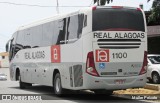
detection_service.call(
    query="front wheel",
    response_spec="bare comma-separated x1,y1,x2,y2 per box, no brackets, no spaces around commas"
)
19,76,26,89
54,73,64,96
19,75,32,89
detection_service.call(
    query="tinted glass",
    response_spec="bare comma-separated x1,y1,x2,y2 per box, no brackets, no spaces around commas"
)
31,25,43,47
93,8,145,31
16,30,25,46
56,19,66,44
78,14,85,38
67,15,79,43
42,23,53,46
24,29,32,48
148,56,160,64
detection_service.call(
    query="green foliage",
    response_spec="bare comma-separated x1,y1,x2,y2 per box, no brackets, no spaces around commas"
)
148,0,160,24
94,0,113,6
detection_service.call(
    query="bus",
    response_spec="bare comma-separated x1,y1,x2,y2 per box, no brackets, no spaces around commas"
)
6,6,147,96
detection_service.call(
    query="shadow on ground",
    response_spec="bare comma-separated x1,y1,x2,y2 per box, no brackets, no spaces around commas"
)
10,85,149,103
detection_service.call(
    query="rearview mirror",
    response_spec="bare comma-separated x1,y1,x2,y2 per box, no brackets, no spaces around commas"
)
6,43,8,52
6,39,11,52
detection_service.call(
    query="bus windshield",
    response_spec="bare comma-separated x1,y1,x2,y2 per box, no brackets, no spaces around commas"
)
93,8,145,32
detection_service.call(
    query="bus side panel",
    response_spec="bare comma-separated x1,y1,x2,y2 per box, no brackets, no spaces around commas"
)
60,38,84,89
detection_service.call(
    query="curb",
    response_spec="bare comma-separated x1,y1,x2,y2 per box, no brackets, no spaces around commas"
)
144,84,159,91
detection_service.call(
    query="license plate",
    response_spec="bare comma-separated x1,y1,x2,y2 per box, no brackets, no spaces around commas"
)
114,79,126,84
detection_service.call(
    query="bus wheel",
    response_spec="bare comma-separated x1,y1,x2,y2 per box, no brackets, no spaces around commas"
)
19,76,26,89
54,73,64,96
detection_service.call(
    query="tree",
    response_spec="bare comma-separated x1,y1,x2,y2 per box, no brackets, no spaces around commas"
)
94,0,151,6
148,0,160,25
94,0,113,6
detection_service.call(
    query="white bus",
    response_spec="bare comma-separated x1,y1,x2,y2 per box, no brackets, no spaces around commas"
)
6,6,147,95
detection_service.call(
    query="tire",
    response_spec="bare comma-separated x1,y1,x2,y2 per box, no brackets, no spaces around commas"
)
152,72,160,84
148,78,153,83
54,73,64,96
16,70,20,81
19,76,26,89
19,75,32,89
94,90,113,95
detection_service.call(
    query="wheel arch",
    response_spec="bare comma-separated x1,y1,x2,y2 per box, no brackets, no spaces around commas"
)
151,70,160,77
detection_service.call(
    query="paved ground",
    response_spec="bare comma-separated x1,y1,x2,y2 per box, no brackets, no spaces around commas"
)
0,68,158,103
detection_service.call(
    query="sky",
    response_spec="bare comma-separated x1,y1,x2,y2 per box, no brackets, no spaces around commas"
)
0,0,154,52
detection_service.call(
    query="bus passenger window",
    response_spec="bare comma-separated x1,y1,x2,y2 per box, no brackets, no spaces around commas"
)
56,19,66,44
67,15,79,43
78,14,84,38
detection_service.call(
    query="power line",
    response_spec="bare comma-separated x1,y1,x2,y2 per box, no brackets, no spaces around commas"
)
0,1,89,8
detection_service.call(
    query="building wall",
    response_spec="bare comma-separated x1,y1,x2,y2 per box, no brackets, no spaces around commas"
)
148,36,160,54
147,25,160,54
0,53,9,68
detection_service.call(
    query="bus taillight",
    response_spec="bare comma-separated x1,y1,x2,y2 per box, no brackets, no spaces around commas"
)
86,52,99,77
137,8,141,11
139,51,147,75
92,6,97,10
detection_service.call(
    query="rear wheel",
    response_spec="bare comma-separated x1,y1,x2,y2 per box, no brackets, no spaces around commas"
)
54,73,64,96
152,72,160,84
94,90,113,95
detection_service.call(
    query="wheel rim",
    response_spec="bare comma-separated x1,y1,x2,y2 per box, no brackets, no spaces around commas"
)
55,78,60,93
153,74,158,83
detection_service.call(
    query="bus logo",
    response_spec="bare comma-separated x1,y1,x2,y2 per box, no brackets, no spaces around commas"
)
51,45,61,63
96,50,109,62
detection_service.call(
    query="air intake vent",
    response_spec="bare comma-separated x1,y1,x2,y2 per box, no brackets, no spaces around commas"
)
97,39,141,49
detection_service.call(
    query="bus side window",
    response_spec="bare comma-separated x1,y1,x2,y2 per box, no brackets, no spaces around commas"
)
31,25,43,47
78,14,84,38
66,15,79,44
42,22,53,46
56,19,66,44
84,15,87,27
24,29,32,49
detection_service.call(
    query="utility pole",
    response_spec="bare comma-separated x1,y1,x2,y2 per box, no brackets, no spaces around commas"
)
56,0,59,14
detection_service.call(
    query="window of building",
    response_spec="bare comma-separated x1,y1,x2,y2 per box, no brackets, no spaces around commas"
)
2,56,5,59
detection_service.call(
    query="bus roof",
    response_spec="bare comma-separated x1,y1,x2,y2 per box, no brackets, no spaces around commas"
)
16,6,141,31
17,10,81,31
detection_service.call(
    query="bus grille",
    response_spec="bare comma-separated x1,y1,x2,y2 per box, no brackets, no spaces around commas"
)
73,65,83,87
97,39,141,49
69,65,83,87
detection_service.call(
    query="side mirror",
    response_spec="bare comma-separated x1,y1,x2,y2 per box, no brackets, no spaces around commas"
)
6,43,8,52
6,39,12,52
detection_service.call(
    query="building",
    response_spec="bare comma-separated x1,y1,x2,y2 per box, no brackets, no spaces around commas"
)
147,25,160,54
0,52,9,68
